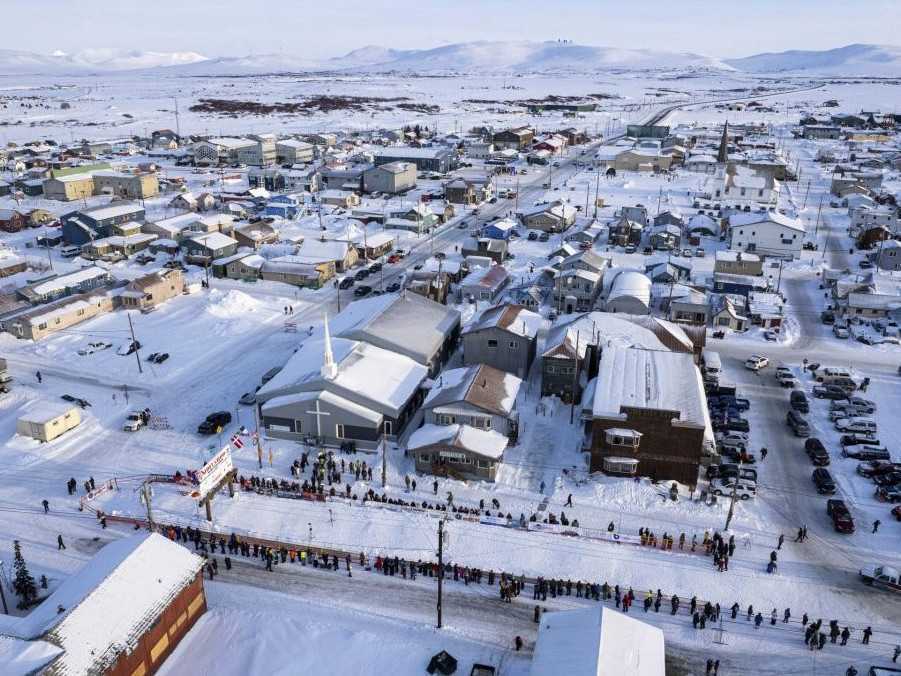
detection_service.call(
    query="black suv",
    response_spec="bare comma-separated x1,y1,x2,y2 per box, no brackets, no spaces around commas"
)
812,468,836,495
790,390,809,413
804,438,830,466
198,411,231,435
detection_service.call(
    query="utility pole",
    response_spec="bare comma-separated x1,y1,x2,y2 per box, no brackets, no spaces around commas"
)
254,405,264,469
437,518,444,629
813,195,824,239
724,461,741,531
593,167,601,219
381,430,387,487
141,481,155,531
569,330,579,424
802,180,811,210
0,561,8,614
127,313,143,374
656,186,663,216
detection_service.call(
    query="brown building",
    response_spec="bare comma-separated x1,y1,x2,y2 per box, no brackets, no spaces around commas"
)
0,532,205,676
587,345,710,487
120,268,185,311
0,208,26,233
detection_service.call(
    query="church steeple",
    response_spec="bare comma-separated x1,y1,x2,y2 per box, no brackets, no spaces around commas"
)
717,121,729,163
321,313,338,380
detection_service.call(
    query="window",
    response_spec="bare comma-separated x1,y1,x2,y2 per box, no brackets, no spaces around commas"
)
382,421,393,435
477,459,491,469
187,591,205,618
419,453,431,462
758,189,764,197
509,341,518,349
487,339,498,348
150,633,170,663
438,414,456,425
335,424,345,439
130,663,147,676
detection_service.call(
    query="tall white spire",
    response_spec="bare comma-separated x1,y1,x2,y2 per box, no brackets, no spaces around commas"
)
321,312,338,380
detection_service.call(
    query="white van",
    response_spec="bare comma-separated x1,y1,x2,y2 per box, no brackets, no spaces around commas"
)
834,417,878,434
814,366,855,385
703,350,722,378
60,245,81,258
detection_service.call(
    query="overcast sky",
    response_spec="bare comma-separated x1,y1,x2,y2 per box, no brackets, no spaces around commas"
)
7,0,900,59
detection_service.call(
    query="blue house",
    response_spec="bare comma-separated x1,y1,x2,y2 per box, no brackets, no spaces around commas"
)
265,194,303,220
711,271,769,299
61,202,145,246
482,218,518,241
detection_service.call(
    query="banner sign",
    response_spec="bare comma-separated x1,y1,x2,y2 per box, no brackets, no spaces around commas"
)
195,446,234,500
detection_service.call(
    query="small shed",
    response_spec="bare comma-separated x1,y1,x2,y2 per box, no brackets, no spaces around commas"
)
17,401,81,442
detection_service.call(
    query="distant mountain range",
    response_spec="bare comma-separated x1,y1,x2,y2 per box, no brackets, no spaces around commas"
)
0,41,899,77
724,43,901,77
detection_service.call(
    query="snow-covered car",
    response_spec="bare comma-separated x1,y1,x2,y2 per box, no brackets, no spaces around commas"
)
832,325,850,339
710,478,756,500
716,436,747,453
239,392,257,406
776,372,798,388
763,330,779,342
123,411,145,432
744,355,769,371
829,407,872,421
834,417,877,434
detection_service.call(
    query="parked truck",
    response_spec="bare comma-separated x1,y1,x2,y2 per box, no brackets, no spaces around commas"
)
0,358,11,393
859,564,901,593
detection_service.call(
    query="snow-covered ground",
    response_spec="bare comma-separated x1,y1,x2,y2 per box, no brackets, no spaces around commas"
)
1,69,901,674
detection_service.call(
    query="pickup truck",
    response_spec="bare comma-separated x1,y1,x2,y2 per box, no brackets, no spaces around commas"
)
859,564,901,593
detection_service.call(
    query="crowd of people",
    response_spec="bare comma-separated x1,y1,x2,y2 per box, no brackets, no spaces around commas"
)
154,520,901,669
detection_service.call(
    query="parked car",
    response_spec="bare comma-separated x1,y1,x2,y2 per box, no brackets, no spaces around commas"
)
826,499,855,533
744,355,770,371
386,282,401,293
776,371,799,388
710,478,756,500
717,436,747,454
856,461,900,478
123,411,146,432
198,411,231,435
790,390,809,413
369,262,382,273
830,407,872,421
872,471,901,488
787,409,811,437
812,468,837,495
833,325,850,339
239,392,257,405
876,486,901,503
834,417,877,434
805,437,828,455
820,310,835,325
338,277,355,290
708,396,750,411
842,446,891,461
354,285,373,297
840,433,880,447
813,385,849,399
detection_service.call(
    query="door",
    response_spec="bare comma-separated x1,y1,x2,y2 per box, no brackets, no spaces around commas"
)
335,424,345,439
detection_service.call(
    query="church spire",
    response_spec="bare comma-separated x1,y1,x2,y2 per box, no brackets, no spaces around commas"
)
717,120,729,163
321,313,337,380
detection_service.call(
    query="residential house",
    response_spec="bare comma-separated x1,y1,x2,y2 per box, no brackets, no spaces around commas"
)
649,224,681,250
265,194,304,220
18,266,111,305
559,249,610,277
483,218,518,241
444,176,493,205
645,260,691,284
0,209,26,233
492,127,534,150
5,292,115,340
608,145,673,172
462,304,542,378
518,200,577,233
119,268,185,311
142,212,201,243
586,345,710,487
296,239,359,273
247,168,286,192
61,202,146,246
319,190,361,208
213,252,266,280
553,268,602,314
710,295,748,331
409,424,508,481
92,171,159,199
42,173,95,201
0,254,27,278
461,237,508,264
80,232,158,260
260,258,334,289
169,191,216,212
873,240,901,271
667,287,709,325
728,211,805,259
459,264,510,303
183,232,239,263
363,161,417,194
803,125,842,140
711,271,769,298
714,250,763,276
233,222,279,250
423,363,522,439
607,218,644,246
747,291,784,329
653,211,684,228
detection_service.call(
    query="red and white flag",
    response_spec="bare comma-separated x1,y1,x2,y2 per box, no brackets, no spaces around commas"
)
230,434,244,449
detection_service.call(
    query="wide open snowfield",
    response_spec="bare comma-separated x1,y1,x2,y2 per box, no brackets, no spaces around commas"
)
7,70,899,145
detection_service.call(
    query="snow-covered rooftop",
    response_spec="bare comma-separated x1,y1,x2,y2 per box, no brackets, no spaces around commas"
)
407,423,508,460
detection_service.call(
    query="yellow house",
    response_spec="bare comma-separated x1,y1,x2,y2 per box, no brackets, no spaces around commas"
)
17,402,81,442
